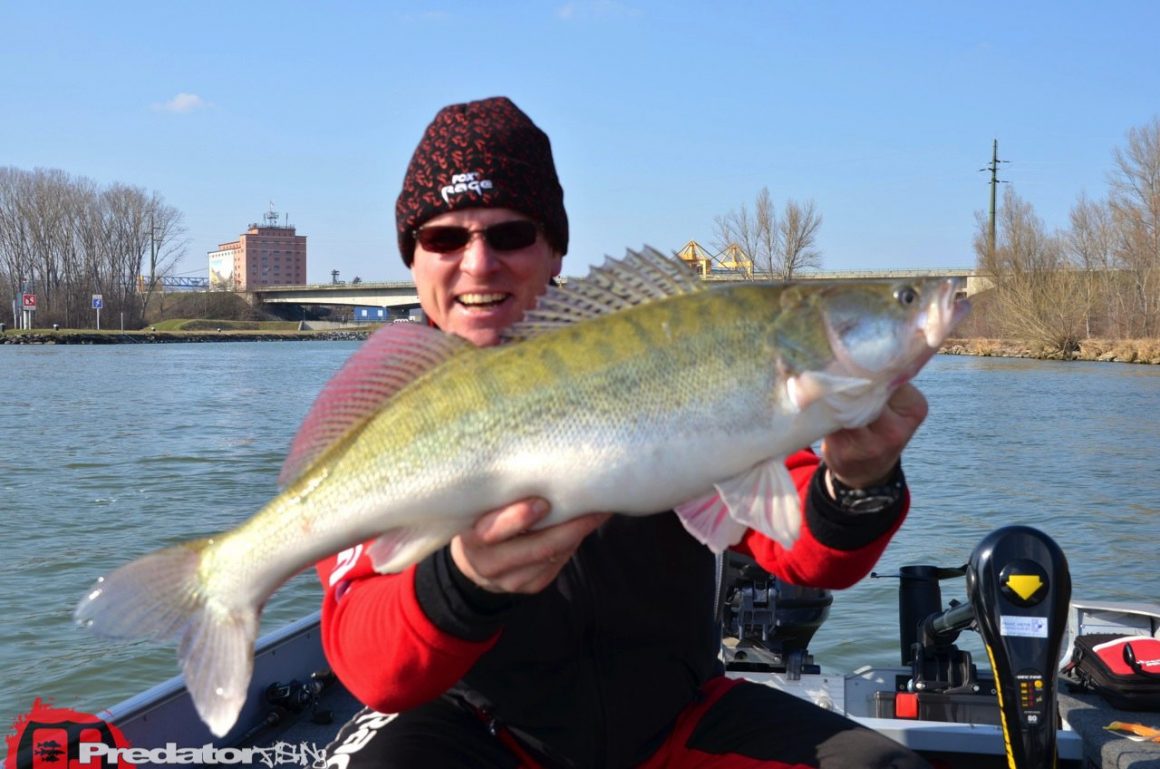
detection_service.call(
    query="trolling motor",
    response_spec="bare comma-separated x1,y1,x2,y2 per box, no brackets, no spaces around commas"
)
969,526,1071,768
890,526,1071,769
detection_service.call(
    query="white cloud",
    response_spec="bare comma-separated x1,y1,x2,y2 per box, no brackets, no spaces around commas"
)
397,10,451,22
556,1,641,21
154,93,210,113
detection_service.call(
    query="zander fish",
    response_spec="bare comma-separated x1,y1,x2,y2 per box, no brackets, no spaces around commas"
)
75,247,969,737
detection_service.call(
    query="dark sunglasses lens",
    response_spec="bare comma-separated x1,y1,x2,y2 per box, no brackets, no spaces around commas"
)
485,221,539,251
416,221,539,253
416,227,470,253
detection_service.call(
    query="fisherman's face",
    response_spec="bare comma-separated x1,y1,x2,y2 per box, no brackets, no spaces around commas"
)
411,207,562,348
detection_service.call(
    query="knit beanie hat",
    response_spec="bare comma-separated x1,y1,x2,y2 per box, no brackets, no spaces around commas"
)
395,96,568,266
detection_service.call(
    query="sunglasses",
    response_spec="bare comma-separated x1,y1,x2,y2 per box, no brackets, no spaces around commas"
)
414,220,541,254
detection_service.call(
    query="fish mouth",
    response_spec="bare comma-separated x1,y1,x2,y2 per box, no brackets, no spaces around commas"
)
924,278,970,348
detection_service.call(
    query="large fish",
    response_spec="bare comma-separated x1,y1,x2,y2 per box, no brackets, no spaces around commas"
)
75,248,968,737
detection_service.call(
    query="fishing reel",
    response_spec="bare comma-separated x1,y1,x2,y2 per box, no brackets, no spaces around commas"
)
247,669,338,737
890,526,1071,769
266,677,324,713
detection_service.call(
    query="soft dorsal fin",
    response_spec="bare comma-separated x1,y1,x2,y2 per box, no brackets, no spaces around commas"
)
278,323,468,487
503,245,704,342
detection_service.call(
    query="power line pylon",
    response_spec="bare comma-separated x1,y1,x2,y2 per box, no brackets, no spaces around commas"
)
979,139,1009,259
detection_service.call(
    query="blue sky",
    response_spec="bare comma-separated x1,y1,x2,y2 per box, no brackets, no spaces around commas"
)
3,1,1157,283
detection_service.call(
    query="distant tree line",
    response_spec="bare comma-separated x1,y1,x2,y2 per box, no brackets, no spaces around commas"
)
974,117,1160,354
0,167,186,329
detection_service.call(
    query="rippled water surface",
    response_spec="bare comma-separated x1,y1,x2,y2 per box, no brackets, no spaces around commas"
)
1,342,358,735
0,344,1157,736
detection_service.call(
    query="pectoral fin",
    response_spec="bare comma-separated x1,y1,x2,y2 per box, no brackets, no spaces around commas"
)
789,370,884,428
675,457,802,551
366,521,468,574
674,492,748,553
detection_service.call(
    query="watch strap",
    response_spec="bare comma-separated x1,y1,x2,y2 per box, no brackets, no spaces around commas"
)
824,461,905,515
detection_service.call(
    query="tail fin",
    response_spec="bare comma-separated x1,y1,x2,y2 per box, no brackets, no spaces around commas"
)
74,540,258,737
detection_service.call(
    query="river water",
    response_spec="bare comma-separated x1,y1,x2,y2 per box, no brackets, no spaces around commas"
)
1,342,1157,738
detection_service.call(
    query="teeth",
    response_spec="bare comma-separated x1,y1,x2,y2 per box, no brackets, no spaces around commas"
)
458,293,507,306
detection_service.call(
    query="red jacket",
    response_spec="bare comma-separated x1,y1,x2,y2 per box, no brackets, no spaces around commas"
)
316,449,907,768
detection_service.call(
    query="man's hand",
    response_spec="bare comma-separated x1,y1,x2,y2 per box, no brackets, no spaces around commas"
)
821,383,928,488
450,499,611,594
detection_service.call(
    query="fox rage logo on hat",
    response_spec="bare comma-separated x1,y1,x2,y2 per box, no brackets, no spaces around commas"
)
5,699,132,769
440,172,494,205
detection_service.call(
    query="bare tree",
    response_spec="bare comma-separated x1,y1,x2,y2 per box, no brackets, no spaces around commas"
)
1067,194,1119,337
138,192,188,317
714,188,823,279
779,199,823,279
1,169,76,326
0,166,186,328
1107,117,1160,337
977,186,1088,355
712,196,763,276
754,187,776,276
0,168,35,322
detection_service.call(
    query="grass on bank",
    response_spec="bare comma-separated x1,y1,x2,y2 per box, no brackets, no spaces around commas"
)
152,319,303,332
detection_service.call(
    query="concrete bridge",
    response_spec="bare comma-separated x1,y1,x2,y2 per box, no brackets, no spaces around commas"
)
709,269,991,297
247,269,988,311
251,282,421,310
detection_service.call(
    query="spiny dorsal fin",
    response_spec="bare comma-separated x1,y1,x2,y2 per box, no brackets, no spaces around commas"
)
503,245,704,342
278,323,468,487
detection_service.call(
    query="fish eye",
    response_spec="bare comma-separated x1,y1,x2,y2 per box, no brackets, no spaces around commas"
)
894,285,919,307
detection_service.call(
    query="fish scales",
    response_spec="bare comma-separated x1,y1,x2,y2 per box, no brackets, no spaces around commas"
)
190,287,797,645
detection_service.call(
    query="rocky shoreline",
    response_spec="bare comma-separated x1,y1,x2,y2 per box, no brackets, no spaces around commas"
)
941,338,1160,365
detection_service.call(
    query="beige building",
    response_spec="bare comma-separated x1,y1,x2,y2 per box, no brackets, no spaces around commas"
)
209,210,307,290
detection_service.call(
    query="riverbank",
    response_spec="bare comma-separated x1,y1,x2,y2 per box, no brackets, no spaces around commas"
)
0,328,373,344
942,337,1160,364
3,328,1158,363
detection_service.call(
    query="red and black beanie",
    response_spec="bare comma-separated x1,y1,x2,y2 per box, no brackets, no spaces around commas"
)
395,96,568,267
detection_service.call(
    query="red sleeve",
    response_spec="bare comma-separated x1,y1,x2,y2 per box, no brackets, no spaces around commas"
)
733,449,909,589
316,545,498,713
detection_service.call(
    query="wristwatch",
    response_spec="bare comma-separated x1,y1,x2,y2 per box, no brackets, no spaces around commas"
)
824,462,904,514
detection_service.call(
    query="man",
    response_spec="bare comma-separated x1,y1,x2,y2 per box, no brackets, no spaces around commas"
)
318,96,930,768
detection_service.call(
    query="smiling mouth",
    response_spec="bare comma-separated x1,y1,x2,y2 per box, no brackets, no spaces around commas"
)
457,292,509,309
